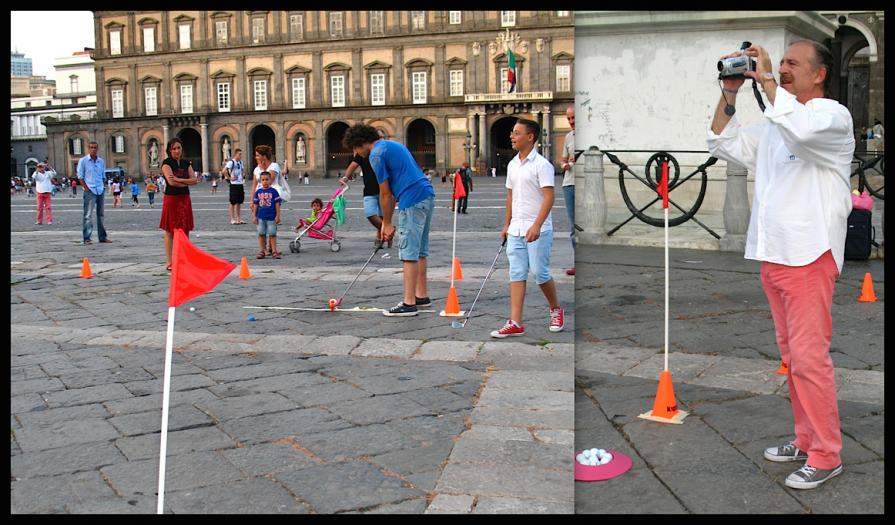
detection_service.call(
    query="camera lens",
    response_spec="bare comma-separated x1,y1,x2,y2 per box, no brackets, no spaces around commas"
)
717,60,725,72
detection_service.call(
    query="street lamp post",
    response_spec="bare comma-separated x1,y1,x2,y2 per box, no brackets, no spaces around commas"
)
463,131,476,168
541,127,552,159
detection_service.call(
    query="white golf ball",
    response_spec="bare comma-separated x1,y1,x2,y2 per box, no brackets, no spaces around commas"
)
576,454,586,464
589,448,599,457
189,307,195,312
582,449,592,458
588,457,599,466
601,453,614,464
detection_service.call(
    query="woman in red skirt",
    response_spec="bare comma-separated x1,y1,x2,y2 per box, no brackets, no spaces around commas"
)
159,137,198,270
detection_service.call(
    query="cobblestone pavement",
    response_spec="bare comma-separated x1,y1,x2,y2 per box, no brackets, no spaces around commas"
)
575,244,884,514
10,177,576,514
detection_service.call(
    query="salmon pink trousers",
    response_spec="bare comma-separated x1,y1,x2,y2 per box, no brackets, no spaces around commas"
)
760,250,842,470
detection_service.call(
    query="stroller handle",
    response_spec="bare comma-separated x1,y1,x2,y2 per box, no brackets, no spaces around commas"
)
330,182,350,200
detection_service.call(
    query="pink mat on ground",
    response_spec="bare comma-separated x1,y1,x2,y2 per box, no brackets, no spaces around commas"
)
574,450,633,482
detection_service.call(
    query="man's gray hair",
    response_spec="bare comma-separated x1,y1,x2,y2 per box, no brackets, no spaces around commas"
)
790,39,834,96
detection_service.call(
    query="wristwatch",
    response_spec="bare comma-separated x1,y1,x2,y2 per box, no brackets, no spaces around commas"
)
762,72,775,82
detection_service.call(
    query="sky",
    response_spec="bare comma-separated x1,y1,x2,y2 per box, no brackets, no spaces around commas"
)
10,11,95,77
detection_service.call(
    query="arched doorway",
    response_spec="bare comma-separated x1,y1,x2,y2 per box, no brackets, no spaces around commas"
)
176,128,202,175
249,124,276,174
326,121,351,178
406,119,436,171
490,116,516,177
832,24,874,145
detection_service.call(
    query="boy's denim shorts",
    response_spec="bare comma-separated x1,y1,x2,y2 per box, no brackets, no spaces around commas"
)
397,195,435,261
256,219,277,237
363,195,382,218
506,230,554,284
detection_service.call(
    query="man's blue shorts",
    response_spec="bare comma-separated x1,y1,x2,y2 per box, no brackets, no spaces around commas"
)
397,195,435,261
506,230,554,284
363,195,382,218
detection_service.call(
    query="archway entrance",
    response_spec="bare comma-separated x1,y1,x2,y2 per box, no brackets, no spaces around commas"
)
176,128,202,175
490,116,516,177
249,124,276,176
406,119,436,172
326,122,351,178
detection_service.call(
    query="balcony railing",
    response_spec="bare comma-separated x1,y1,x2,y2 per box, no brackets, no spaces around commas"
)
464,91,553,104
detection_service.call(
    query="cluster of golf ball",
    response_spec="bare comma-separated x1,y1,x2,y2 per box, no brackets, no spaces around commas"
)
577,448,613,466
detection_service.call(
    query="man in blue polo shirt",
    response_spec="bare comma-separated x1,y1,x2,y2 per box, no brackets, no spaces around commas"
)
77,141,111,244
343,124,436,317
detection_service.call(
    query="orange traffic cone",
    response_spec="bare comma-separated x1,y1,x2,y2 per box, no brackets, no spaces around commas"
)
638,370,688,424
439,286,465,317
80,257,93,279
858,272,877,302
451,257,464,281
776,361,789,375
238,256,252,279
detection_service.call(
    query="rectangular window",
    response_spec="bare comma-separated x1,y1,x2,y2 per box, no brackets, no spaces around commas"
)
289,14,303,40
501,11,516,27
144,86,157,116
449,70,464,96
412,71,427,104
371,73,385,106
252,18,265,44
370,11,383,35
412,11,425,30
331,75,345,107
111,88,124,118
115,136,125,153
179,24,191,50
253,80,267,110
556,64,571,92
329,12,343,37
143,27,155,53
180,84,193,113
500,67,509,93
110,30,121,55
217,82,230,112
556,11,570,17
291,77,306,109
215,21,228,45
73,138,82,156
449,11,461,25
71,77,79,93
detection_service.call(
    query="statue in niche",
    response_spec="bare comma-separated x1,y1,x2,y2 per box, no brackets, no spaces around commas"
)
295,136,307,164
148,140,159,167
222,137,232,163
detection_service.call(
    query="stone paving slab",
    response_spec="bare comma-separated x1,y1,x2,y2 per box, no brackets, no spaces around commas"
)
219,408,352,446
474,497,573,514
107,405,213,437
115,426,237,461
14,403,110,428
425,494,474,513
414,341,482,362
165,478,310,514
13,418,122,453
102,389,220,416
221,441,321,477
435,462,573,502
11,471,119,514
11,441,126,478
101,451,244,496
194,392,298,421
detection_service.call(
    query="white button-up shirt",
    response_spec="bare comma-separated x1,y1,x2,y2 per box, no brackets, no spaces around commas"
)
506,148,555,236
707,88,854,273
33,169,56,194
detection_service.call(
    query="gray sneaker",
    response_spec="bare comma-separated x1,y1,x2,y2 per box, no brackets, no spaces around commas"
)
785,464,842,489
764,441,809,462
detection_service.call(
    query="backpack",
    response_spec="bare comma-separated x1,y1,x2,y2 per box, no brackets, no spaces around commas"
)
272,171,291,202
844,209,874,261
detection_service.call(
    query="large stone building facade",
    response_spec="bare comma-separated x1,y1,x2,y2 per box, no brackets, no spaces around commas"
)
45,10,575,181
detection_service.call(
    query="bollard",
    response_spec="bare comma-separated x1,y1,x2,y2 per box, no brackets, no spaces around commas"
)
720,161,750,252
578,147,607,245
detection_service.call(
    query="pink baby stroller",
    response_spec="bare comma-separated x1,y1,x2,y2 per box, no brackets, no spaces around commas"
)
289,184,349,253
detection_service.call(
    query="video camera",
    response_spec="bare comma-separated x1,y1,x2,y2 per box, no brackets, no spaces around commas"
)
718,41,755,80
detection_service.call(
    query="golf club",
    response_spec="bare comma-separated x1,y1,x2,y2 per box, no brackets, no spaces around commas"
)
452,238,507,328
329,240,384,310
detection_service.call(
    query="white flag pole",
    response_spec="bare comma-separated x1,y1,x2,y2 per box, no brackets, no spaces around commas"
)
664,204,669,372
157,305,176,514
450,186,459,287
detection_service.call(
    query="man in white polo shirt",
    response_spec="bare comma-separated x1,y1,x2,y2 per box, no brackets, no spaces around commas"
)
491,117,564,338
707,40,854,490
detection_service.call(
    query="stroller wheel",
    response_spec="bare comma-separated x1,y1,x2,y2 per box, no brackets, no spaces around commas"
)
331,241,341,252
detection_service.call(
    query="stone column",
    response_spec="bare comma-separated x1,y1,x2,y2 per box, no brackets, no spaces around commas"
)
163,62,173,115
314,119,324,177
313,51,323,107
543,106,552,162
199,120,210,175
275,121,286,167
578,147,607,244
478,112,488,168
273,53,284,109
130,127,140,178
719,161,750,252
162,124,169,146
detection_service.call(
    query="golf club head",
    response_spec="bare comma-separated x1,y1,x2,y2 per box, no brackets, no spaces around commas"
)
451,319,467,329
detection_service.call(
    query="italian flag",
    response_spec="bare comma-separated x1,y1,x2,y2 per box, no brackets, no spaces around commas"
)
507,49,517,93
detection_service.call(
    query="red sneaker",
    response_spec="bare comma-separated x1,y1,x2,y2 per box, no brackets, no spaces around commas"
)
490,320,525,338
549,307,565,332
565,267,576,276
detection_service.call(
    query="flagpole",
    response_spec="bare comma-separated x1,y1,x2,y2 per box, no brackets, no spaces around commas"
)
663,161,669,373
451,190,458,288
157,307,175,514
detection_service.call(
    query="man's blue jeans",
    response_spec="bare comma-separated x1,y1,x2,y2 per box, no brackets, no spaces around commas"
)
83,191,108,242
563,184,576,251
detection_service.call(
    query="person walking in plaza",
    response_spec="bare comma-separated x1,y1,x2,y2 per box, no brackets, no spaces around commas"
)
111,179,122,208
71,177,78,197
458,162,474,214
211,175,218,194
707,40,854,490
491,118,565,338
560,106,577,276
223,148,246,224
340,129,389,246
129,178,140,207
159,137,198,271
251,171,282,259
77,141,111,245
145,176,158,208
32,162,56,225
343,123,436,317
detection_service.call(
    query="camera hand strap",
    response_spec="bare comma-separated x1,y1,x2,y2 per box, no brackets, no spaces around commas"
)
717,79,767,116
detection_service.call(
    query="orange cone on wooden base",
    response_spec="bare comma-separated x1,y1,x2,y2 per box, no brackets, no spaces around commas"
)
80,257,93,279
238,256,252,279
858,272,877,302
451,257,464,281
776,361,789,375
638,370,688,424
439,286,465,317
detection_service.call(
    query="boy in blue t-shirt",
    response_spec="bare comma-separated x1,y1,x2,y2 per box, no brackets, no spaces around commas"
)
129,178,140,206
343,124,436,317
251,171,282,259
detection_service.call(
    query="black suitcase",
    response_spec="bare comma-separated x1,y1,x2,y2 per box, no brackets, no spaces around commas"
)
844,209,874,260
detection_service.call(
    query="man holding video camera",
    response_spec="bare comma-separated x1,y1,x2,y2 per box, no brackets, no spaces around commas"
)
707,40,854,490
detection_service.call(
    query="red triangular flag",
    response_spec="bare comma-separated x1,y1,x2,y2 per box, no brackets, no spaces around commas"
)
453,170,467,200
168,229,237,307
657,161,669,209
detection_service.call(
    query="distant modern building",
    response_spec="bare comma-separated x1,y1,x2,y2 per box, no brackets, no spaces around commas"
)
11,51,32,77
44,10,574,181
